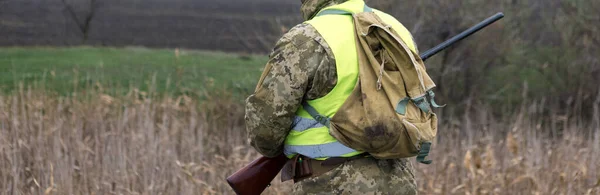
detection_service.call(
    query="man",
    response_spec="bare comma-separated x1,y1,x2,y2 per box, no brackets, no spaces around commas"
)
245,0,418,194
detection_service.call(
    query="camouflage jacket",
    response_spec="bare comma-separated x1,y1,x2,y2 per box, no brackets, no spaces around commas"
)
245,0,347,158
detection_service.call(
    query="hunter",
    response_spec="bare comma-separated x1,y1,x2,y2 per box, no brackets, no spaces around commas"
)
245,0,419,194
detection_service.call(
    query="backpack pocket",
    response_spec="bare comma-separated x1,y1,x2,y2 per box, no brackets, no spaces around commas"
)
399,101,438,162
401,114,438,151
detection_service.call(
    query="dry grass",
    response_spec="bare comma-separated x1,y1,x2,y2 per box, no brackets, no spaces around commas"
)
415,100,600,195
0,85,598,194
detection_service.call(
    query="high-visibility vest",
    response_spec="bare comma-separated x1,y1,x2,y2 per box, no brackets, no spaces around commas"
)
284,0,418,160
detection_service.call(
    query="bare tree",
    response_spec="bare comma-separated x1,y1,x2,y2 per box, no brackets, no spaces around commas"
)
60,0,100,43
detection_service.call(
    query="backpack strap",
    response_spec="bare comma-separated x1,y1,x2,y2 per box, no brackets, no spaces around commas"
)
416,142,433,164
428,90,446,108
396,90,446,115
395,97,411,115
302,101,331,128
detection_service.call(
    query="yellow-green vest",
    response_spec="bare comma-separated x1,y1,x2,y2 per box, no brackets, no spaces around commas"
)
284,0,418,159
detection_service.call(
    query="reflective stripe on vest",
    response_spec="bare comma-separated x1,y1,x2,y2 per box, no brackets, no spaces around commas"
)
284,0,418,159
284,141,357,159
292,116,324,132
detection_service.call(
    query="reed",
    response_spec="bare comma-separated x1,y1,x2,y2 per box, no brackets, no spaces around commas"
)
0,84,597,194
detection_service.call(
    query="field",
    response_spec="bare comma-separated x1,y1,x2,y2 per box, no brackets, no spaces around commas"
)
0,47,267,96
0,47,598,194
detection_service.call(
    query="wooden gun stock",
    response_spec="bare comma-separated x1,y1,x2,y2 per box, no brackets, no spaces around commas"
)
226,154,288,195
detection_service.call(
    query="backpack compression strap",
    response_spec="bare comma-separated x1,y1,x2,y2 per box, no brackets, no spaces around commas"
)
416,142,433,164
302,102,331,128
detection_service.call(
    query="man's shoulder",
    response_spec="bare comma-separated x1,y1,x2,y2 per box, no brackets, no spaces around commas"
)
277,23,322,49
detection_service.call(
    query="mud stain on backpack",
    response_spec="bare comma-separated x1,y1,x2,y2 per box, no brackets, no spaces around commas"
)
364,123,388,138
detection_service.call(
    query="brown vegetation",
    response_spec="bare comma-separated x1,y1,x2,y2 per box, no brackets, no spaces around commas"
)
0,84,598,194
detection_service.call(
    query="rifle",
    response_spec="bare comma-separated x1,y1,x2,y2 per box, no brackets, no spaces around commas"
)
226,12,504,195
226,154,288,195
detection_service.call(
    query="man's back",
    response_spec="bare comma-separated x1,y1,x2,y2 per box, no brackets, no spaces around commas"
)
245,0,418,194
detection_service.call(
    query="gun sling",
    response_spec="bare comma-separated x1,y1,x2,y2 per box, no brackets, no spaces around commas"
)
281,153,370,182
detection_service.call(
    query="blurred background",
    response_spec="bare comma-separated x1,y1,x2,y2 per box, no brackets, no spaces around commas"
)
0,0,598,194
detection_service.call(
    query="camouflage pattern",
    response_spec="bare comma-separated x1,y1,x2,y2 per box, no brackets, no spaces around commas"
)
245,22,336,157
293,158,418,195
245,0,418,193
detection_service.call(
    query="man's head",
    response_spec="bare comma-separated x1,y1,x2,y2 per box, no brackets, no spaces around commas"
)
301,0,349,21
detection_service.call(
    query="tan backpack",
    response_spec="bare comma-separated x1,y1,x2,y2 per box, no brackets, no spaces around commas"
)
303,7,443,163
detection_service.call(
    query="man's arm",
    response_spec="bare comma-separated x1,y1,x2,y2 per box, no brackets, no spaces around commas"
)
245,24,334,157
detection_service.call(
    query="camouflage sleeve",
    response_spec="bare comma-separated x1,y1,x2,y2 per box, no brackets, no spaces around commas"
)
245,23,335,157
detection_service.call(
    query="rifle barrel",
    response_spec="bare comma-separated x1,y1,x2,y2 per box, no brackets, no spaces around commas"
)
420,12,505,61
